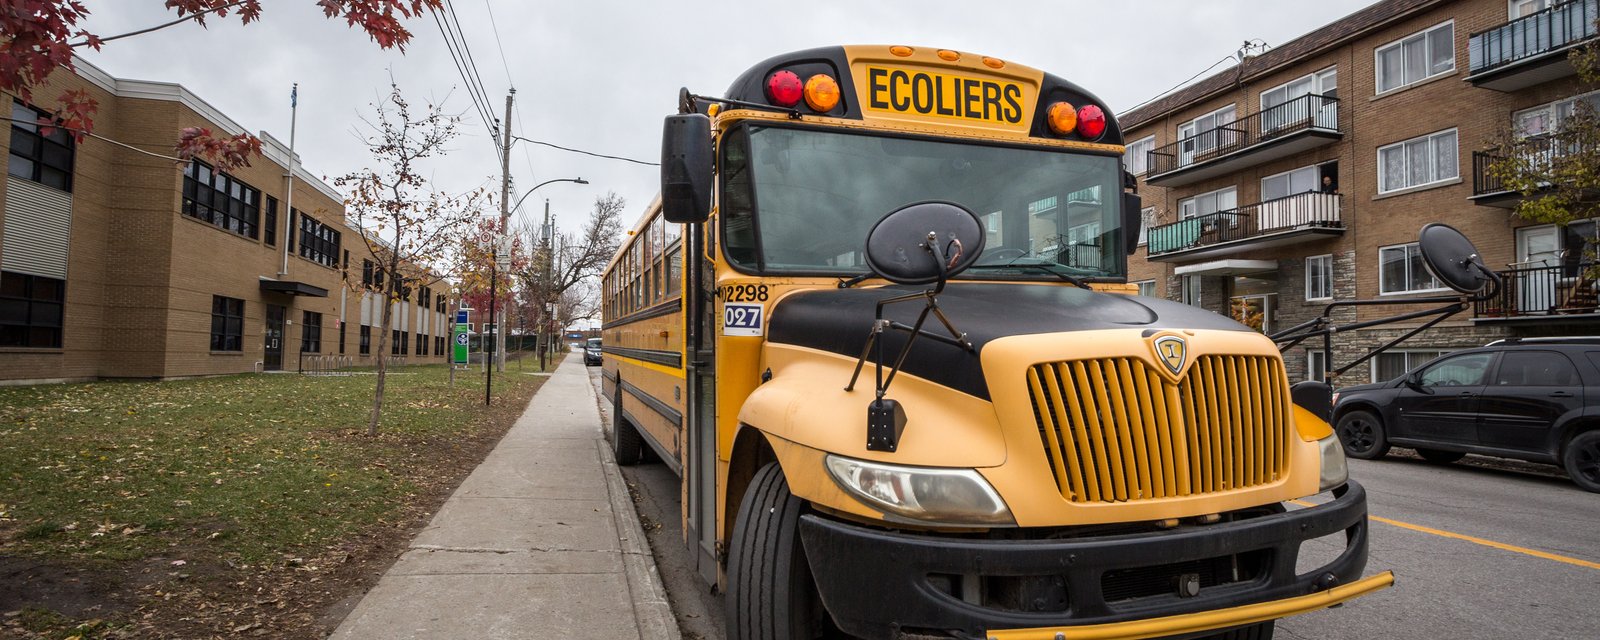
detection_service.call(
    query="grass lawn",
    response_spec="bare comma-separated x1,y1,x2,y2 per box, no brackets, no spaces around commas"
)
0,360,553,638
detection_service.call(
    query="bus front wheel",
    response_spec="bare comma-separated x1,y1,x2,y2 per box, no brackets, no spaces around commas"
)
725,462,836,640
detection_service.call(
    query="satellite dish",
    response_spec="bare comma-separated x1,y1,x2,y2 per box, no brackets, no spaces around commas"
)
1418,223,1494,294
864,201,986,285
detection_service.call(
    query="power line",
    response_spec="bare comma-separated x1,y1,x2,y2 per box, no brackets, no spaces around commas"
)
1120,55,1237,115
430,6,501,157
481,0,515,88
511,135,659,166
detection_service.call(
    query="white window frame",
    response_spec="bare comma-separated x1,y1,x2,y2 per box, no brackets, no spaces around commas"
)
1262,164,1323,201
1512,89,1600,138
1178,186,1238,219
1134,279,1157,297
1374,20,1456,94
1377,128,1458,193
1307,349,1327,383
1178,104,1238,163
1259,67,1337,120
1509,0,1554,19
1137,206,1155,246
1370,349,1454,383
1182,275,1203,306
1305,254,1334,301
1378,242,1447,295
1125,135,1155,176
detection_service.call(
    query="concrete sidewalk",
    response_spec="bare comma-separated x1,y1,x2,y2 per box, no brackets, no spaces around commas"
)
330,354,679,639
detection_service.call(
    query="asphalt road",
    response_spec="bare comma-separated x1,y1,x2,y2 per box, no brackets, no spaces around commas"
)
590,368,1600,639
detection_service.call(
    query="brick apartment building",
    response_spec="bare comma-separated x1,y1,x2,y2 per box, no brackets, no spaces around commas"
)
0,58,454,384
1121,0,1598,387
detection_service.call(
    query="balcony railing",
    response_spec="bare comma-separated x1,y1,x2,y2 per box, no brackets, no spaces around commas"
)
1474,263,1598,319
1469,0,1598,75
1146,192,1343,257
1472,129,1596,197
1147,93,1340,178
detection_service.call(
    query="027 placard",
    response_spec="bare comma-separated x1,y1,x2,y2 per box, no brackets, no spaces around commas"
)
723,303,763,337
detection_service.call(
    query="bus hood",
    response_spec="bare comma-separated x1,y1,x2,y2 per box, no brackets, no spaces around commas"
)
766,283,1251,400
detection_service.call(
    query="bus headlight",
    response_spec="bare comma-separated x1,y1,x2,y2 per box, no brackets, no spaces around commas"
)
824,455,1014,525
1318,434,1349,491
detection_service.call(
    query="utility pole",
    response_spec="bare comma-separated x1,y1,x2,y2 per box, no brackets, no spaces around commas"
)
539,200,552,371
487,90,513,405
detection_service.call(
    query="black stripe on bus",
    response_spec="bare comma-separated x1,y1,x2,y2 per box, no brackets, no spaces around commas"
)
622,379,683,427
603,346,682,368
603,299,682,329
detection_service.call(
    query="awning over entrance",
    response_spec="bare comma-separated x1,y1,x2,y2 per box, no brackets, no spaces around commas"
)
1174,259,1278,277
259,278,329,297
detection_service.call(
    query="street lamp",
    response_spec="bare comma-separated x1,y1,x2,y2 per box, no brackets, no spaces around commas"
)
490,176,588,384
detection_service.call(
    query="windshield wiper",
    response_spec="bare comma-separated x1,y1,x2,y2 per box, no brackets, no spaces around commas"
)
838,273,874,288
966,264,1093,290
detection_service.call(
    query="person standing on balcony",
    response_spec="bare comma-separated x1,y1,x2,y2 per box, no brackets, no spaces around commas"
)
1320,174,1339,194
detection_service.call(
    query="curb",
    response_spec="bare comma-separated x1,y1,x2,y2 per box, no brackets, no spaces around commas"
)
592,380,683,640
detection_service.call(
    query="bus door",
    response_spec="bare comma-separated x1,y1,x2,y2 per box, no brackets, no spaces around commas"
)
684,217,719,583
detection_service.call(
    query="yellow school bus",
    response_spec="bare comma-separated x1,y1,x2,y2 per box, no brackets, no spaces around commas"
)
602,45,1392,640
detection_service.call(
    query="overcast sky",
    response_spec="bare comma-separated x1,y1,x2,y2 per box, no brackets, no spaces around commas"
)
79,0,1375,238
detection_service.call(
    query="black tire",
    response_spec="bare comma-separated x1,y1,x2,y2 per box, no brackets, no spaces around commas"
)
1335,410,1390,460
1415,448,1466,464
725,462,832,640
612,387,644,466
1562,431,1600,493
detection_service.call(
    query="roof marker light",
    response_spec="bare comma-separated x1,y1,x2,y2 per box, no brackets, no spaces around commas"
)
937,49,960,61
890,45,914,57
982,57,1005,69
766,70,803,108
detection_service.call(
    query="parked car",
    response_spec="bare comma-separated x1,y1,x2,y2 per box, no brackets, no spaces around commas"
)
584,338,603,366
1332,337,1600,492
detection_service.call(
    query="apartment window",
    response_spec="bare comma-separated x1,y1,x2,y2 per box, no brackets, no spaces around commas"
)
1378,129,1457,193
1229,294,1273,333
1179,187,1237,220
1182,275,1203,306
1514,90,1600,137
359,325,371,355
297,212,341,268
183,160,260,239
0,271,64,348
1379,242,1443,294
1260,67,1337,133
1137,206,1155,246
1134,280,1156,297
1371,349,1452,383
1375,21,1454,93
1178,105,1237,161
1306,254,1333,301
1307,350,1327,383
1124,135,1155,175
1262,165,1321,201
299,311,322,352
209,295,244,351
264,197,279,246
8,101,74,192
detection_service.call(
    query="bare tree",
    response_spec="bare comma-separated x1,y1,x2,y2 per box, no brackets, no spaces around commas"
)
336,83,484,436
518,192,625,334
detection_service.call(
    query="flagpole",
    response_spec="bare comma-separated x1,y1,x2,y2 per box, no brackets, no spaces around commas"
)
279,83,299,276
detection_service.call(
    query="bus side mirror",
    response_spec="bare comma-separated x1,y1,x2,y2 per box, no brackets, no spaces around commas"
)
661,114,713,224
1122,192,1142,255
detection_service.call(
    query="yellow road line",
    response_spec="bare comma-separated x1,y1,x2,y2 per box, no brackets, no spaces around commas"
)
1291,499,1600,571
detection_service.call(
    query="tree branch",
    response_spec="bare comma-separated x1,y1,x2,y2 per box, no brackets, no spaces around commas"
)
70,1,250,48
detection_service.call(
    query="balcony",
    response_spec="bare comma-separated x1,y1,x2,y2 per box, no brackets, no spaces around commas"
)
1471,129,1596,207
1145,192,1344,262
1473,263,1598,323
1467,0,1598,91
1144,94,1341,187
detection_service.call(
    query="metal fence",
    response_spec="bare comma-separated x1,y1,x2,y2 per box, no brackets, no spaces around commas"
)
1147,93,1340,177
1472,129,1594,196
1146,192,1343,256
299,354,356,376
1469,0,1598,75
1474,262,1598,318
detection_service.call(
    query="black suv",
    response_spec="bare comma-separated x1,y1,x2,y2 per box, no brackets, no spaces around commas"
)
1332,338,1600,492
583,338,602,366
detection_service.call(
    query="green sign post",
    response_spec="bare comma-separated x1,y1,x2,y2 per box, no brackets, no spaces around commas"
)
452,309,470,366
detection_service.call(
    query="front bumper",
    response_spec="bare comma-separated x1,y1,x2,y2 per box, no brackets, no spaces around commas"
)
799,481,1386,640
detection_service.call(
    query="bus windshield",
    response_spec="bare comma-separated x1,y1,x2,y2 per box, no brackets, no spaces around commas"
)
721,124,1125,279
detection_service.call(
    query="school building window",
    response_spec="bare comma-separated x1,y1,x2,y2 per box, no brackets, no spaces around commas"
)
300,311,322,352
297,212,341,268
8,101,74,192
264,196,279,246
359,325,371,355
0,271,65,348
183,160,260,239
416,332,427,356
338,323,346,354
210,295,244,351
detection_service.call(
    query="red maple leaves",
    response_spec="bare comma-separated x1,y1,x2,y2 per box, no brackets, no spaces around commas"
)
0,0,441,171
